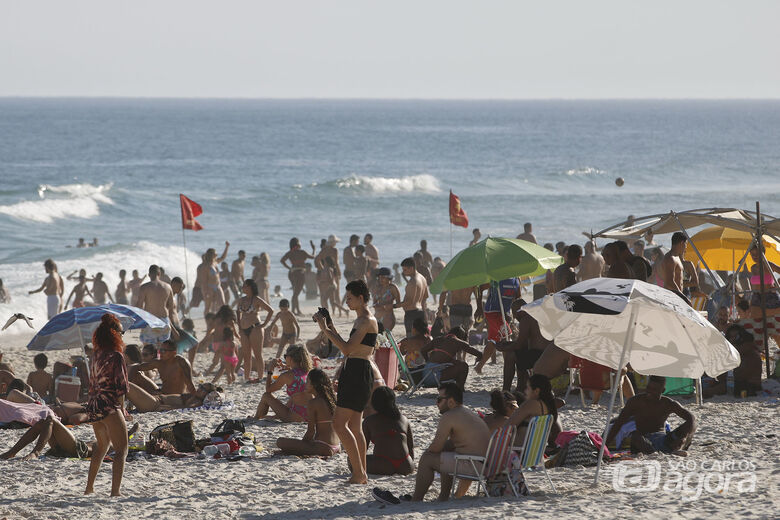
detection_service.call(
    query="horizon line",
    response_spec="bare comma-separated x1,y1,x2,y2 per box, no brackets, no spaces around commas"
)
1,95,779,102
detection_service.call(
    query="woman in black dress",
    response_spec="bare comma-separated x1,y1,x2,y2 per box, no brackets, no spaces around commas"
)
314,280,378,484
84,313,129,496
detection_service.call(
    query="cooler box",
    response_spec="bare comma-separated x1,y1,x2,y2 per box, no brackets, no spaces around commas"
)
374,346,398,390
55,375,81,402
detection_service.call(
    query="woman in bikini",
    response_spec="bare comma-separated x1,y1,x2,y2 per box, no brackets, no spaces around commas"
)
252,252,271,302
505,374,558,444
362,386,414,475
313,279,378,484
251,345,312,422
280,237,316,316
276,368,341,457
237,279,274,382
84,314,129,497
372,267,400,332
126,381,222,412
203,242,230,314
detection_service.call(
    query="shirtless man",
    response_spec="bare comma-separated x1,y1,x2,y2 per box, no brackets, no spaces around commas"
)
420,326,483,389
606,375,696,455
663,232,690,304
26,354,55,402
266,299,300,357
65,275,93,309
431,257,446,282
91,272,113,304
115,269,129,304
128,269,146,306
496,303,555,391
364,234,380,273
230,250,246,300
439,286,476,332
342,234,360,281
516,222,537,244
280,237,316,316
170,277,187,319
578,241,605,281
136,265,180,341
616,240,650,282
553,244,582,292
603,242,634,280
128,339,196,394
395,257,428,338
29,259,64,319
469,228,481,247
416,240,433,271
352,245,369,283
410,383,490,502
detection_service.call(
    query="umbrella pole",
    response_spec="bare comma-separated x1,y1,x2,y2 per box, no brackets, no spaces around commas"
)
594,306,638,485
673,214,722,289
756,202,771,378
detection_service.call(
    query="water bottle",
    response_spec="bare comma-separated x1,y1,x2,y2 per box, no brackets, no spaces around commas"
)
71,366,78,377
202,445,219,457
238,446,256,458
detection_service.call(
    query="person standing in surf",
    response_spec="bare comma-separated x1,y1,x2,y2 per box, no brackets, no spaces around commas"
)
281,238,315,316
29,259,64,319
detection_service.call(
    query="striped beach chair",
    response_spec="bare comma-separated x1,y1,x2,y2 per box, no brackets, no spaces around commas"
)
449,424,518,498
514,414,557,493
385,331,452,397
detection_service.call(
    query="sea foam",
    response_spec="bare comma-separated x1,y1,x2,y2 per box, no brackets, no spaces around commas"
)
332,174,441,193
0,183,113,223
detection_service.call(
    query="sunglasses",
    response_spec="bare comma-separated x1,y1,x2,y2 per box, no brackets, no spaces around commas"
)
435,396,447,403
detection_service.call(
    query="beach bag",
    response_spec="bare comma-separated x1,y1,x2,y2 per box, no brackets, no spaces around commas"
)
561,431,599,467
211,418,245,439
148,420,195,452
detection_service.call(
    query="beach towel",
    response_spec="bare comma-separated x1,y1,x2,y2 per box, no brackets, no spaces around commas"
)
0,399,52,426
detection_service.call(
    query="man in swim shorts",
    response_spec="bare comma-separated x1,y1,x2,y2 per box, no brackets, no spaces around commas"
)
28,259,64,319
395,257,428,338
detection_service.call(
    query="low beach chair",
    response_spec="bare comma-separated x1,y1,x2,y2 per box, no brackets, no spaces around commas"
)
385,331,453,397
449,424,518,498
514,414,557,493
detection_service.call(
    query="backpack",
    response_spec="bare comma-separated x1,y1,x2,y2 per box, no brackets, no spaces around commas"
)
148,420,195,452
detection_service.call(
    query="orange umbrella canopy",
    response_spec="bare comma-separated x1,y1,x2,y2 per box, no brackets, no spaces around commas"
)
684,226,780,271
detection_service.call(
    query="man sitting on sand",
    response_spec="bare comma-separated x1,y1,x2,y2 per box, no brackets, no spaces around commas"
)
606,375,696,455
26,354,54,403
419,326,483,390
409,383,490,501
128,339,196,395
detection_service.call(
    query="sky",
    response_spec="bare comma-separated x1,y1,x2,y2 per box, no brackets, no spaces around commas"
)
1,0,778,99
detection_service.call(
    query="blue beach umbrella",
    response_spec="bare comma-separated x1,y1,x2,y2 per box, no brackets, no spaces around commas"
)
26,304,169,351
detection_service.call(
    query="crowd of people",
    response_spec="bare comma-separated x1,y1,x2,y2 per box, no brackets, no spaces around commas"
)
1,221,777,502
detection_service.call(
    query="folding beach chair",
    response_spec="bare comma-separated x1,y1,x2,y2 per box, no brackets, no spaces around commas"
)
449,424,518,498
384,331,452,397
514,414,557,493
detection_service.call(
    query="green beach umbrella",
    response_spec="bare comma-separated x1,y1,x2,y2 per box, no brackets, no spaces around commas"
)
430,237,564,294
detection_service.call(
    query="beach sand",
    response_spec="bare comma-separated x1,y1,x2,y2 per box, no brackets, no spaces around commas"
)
1,301,778,519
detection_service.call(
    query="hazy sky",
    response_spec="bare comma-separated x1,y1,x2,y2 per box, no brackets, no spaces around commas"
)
2,0,778,98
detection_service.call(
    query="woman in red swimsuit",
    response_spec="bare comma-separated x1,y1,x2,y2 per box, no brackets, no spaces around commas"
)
84,313,129,496
362,386,415,475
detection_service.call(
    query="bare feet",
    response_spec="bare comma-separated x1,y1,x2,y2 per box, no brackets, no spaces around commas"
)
84,488,94,495
20,452,39,461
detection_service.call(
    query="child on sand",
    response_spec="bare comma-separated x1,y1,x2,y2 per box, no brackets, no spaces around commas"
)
267,299,300,358
26,354,54,403
212,327,239,384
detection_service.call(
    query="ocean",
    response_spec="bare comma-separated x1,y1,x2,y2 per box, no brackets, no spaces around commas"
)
1,98,779,333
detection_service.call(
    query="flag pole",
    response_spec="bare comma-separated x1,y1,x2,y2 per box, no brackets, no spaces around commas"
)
450,221,453,260
181,225,191,318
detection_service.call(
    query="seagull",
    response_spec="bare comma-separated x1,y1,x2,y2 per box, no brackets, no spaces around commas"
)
2,313,35,331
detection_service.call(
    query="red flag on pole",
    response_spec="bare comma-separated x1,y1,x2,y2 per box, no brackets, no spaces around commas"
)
449,190,469,228
180,194,203,231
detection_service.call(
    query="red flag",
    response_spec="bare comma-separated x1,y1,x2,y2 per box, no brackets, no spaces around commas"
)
449,190,469,228
180,194,203,231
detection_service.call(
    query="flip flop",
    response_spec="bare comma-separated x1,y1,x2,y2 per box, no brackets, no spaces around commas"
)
371,487,400,505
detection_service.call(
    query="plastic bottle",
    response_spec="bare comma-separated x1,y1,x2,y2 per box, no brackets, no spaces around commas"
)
202,445,219,457
238,446,256,458
71,366,78,377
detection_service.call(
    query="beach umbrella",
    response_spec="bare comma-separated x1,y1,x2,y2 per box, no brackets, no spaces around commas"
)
26,303,169,351
683,225,780,271
429,237,563,294
522,277,741,483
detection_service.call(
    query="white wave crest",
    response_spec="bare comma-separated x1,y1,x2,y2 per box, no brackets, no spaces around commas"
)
334,174,441,193
0,183,113,223
564,167,605,176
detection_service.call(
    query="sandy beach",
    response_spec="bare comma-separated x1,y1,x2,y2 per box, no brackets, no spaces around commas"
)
0,300,778,520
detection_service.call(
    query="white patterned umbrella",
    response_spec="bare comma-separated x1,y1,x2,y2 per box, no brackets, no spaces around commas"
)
522,278,741,483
